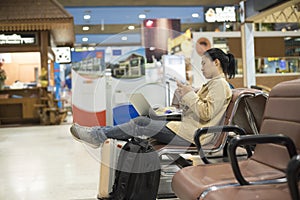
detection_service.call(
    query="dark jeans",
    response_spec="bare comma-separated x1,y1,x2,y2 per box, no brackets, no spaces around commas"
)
102,116,190,146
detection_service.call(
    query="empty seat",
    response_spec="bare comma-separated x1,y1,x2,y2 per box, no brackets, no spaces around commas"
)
192,154,300,200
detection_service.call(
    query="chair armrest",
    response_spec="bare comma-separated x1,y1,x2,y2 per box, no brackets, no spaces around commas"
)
194,125,248,164
228,134,297,185
287,155,300,200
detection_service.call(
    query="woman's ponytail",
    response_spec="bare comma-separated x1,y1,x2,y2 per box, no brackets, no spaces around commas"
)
226,53,236,79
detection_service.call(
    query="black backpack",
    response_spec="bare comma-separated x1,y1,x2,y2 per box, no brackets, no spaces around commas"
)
109,137,161,200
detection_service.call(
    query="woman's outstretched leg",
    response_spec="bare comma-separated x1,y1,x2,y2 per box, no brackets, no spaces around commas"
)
70,116,189,148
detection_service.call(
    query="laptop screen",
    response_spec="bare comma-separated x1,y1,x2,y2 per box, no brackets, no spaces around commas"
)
129,93,156,116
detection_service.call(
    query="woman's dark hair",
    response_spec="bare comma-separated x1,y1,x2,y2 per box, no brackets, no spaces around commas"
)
204,48,236,79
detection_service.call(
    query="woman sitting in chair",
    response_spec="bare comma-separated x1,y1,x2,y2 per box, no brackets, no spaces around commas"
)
70,48,236,148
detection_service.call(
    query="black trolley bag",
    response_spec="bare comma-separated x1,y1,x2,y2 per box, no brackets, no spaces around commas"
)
109,137,161,200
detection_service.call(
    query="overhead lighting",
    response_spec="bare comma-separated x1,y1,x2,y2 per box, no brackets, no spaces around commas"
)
145,20,154,27
138,14,146,19
82,26,90,31
192,13,199,18
128,25,135,30
101,19,104,31
82,37,88,42
121,36,128,41
83,14,91,20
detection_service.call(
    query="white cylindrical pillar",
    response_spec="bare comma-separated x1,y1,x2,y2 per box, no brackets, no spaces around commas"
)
241,22,256,88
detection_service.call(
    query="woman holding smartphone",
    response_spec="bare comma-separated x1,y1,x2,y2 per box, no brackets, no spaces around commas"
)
70,48,236,148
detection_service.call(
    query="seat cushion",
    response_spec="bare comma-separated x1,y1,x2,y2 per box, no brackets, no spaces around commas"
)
171,159,285,200
202,183,290,200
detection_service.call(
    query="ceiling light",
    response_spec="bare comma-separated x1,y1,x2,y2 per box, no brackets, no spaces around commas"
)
121,36,128,41
82,26,90,31
83,14,91,20
101,19,104,31
128,25,135,30
145,20,154,27
82,37,88,42
192,13,199,18
139,14,146,19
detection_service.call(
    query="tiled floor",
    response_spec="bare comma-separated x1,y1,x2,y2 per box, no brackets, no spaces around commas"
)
0,117,179,200
0,118,102,200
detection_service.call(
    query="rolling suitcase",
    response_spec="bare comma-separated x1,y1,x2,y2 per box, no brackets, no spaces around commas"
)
97,139,127,200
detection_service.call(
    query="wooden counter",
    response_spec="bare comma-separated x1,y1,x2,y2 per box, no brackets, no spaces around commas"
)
0,88,41,125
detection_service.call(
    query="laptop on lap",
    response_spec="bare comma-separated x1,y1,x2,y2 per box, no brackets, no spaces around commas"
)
129,93,181,121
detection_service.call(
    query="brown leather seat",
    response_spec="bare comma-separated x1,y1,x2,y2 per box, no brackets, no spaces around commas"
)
195,154,300,200
199,182,290,200
171,79,300,199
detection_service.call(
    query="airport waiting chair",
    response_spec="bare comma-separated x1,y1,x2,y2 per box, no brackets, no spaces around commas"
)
251,84,272,93
153,87,268,167
198,87,268,163
171,79,300,200
187,154,300,200
195,87,268,164
287,155,300,200
152,88,268,198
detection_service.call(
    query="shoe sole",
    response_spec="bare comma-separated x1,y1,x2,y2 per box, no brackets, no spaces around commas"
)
70,131,100,149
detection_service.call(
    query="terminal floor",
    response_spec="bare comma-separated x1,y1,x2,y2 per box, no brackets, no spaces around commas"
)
0,117,178,200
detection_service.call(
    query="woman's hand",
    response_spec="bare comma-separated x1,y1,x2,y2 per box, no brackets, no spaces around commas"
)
176,80,193,98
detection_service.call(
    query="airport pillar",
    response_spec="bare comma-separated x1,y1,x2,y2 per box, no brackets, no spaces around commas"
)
241,22,256,88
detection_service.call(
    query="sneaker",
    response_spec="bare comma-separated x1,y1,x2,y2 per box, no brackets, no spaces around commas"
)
70,123,106,148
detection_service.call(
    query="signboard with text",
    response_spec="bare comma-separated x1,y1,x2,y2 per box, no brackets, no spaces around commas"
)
0,33,37,45
204,6,237,22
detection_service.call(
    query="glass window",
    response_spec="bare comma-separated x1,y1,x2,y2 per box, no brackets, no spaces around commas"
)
256,57,300,74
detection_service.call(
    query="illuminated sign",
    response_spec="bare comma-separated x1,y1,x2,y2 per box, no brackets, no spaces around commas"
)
205,6,236,22
0,33,36,45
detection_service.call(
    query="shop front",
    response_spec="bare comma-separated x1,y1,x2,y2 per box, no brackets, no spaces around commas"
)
192,31,300,89
0,0,74,125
